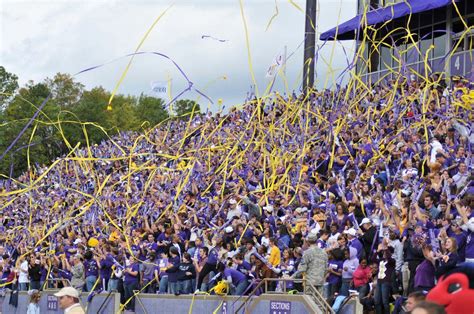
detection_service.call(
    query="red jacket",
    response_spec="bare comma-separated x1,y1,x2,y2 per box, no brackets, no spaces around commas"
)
352,265,372,288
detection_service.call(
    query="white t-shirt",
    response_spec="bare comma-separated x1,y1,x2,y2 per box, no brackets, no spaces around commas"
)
18,260,29,283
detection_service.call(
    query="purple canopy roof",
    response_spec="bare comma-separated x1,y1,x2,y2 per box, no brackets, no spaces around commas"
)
320,0,455,41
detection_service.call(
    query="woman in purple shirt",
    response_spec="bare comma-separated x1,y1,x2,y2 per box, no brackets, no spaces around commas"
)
333,203,350,233
123,255,140,311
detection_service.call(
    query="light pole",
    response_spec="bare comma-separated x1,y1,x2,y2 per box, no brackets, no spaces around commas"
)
303,0,317,94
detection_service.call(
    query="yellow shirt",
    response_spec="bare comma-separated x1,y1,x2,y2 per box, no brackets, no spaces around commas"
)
269,245,281,267
108,230,120,242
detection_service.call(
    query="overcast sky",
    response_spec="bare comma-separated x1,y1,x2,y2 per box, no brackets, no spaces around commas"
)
1,0,356,111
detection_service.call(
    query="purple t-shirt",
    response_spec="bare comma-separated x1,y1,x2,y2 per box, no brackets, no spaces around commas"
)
327,259,343,285
124,263,140,285
84,259,99,277
414,260,435,289
100,254,114,279
223,268,246,285
207,248,218,265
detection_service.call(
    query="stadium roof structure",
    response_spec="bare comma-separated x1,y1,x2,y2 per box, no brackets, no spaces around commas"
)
320,0,455,41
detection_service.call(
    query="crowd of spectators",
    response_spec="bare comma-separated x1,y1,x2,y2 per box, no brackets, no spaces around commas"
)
0,75,472,313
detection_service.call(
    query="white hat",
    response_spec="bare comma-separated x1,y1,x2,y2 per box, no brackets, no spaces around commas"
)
321,191,335,199
73,239,82,245
225,226,234,233
360,218,371,226
229,199,237,205
263,205,273,212
343,228,357,236
54,287,80,298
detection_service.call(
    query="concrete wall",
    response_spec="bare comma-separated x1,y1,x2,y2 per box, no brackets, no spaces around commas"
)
1,291,330,314
133,294,320,314
1,291,118,314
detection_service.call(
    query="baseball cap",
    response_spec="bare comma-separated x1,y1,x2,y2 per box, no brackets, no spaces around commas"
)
73,239,82,245
263,205,273,212
54,287,80,298
343,228,357,236
360,218,371,226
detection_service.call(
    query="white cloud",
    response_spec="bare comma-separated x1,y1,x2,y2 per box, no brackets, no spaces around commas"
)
1,0,356,111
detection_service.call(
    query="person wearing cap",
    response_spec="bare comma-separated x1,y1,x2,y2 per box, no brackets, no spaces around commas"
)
344,228,363,259
292,232,328,294
54,286,85,314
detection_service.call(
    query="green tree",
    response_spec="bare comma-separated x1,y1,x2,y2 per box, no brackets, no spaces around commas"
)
0,66,19,109
108,94,139,131
68,86,113,145
135,93,169,127
174,99,200,119
45,73,84,108
0,81,61,176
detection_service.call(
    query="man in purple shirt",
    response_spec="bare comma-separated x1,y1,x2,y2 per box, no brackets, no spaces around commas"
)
344,228,364,259
216,263,249,296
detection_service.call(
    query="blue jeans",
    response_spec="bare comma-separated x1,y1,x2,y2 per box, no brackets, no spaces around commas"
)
203,271,216,292
19,283,28,291
159,276,168,294
30,281,41,291
109,279,118,291
86,275,97,292
233,280,249,296
143,279,157,293
179,280,193,294
168,281,179,294
340,278,352,296
356,284,369,300
375,282,391,314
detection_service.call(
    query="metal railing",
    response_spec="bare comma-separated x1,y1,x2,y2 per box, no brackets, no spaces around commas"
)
233,278,334,314
96,289,116,314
